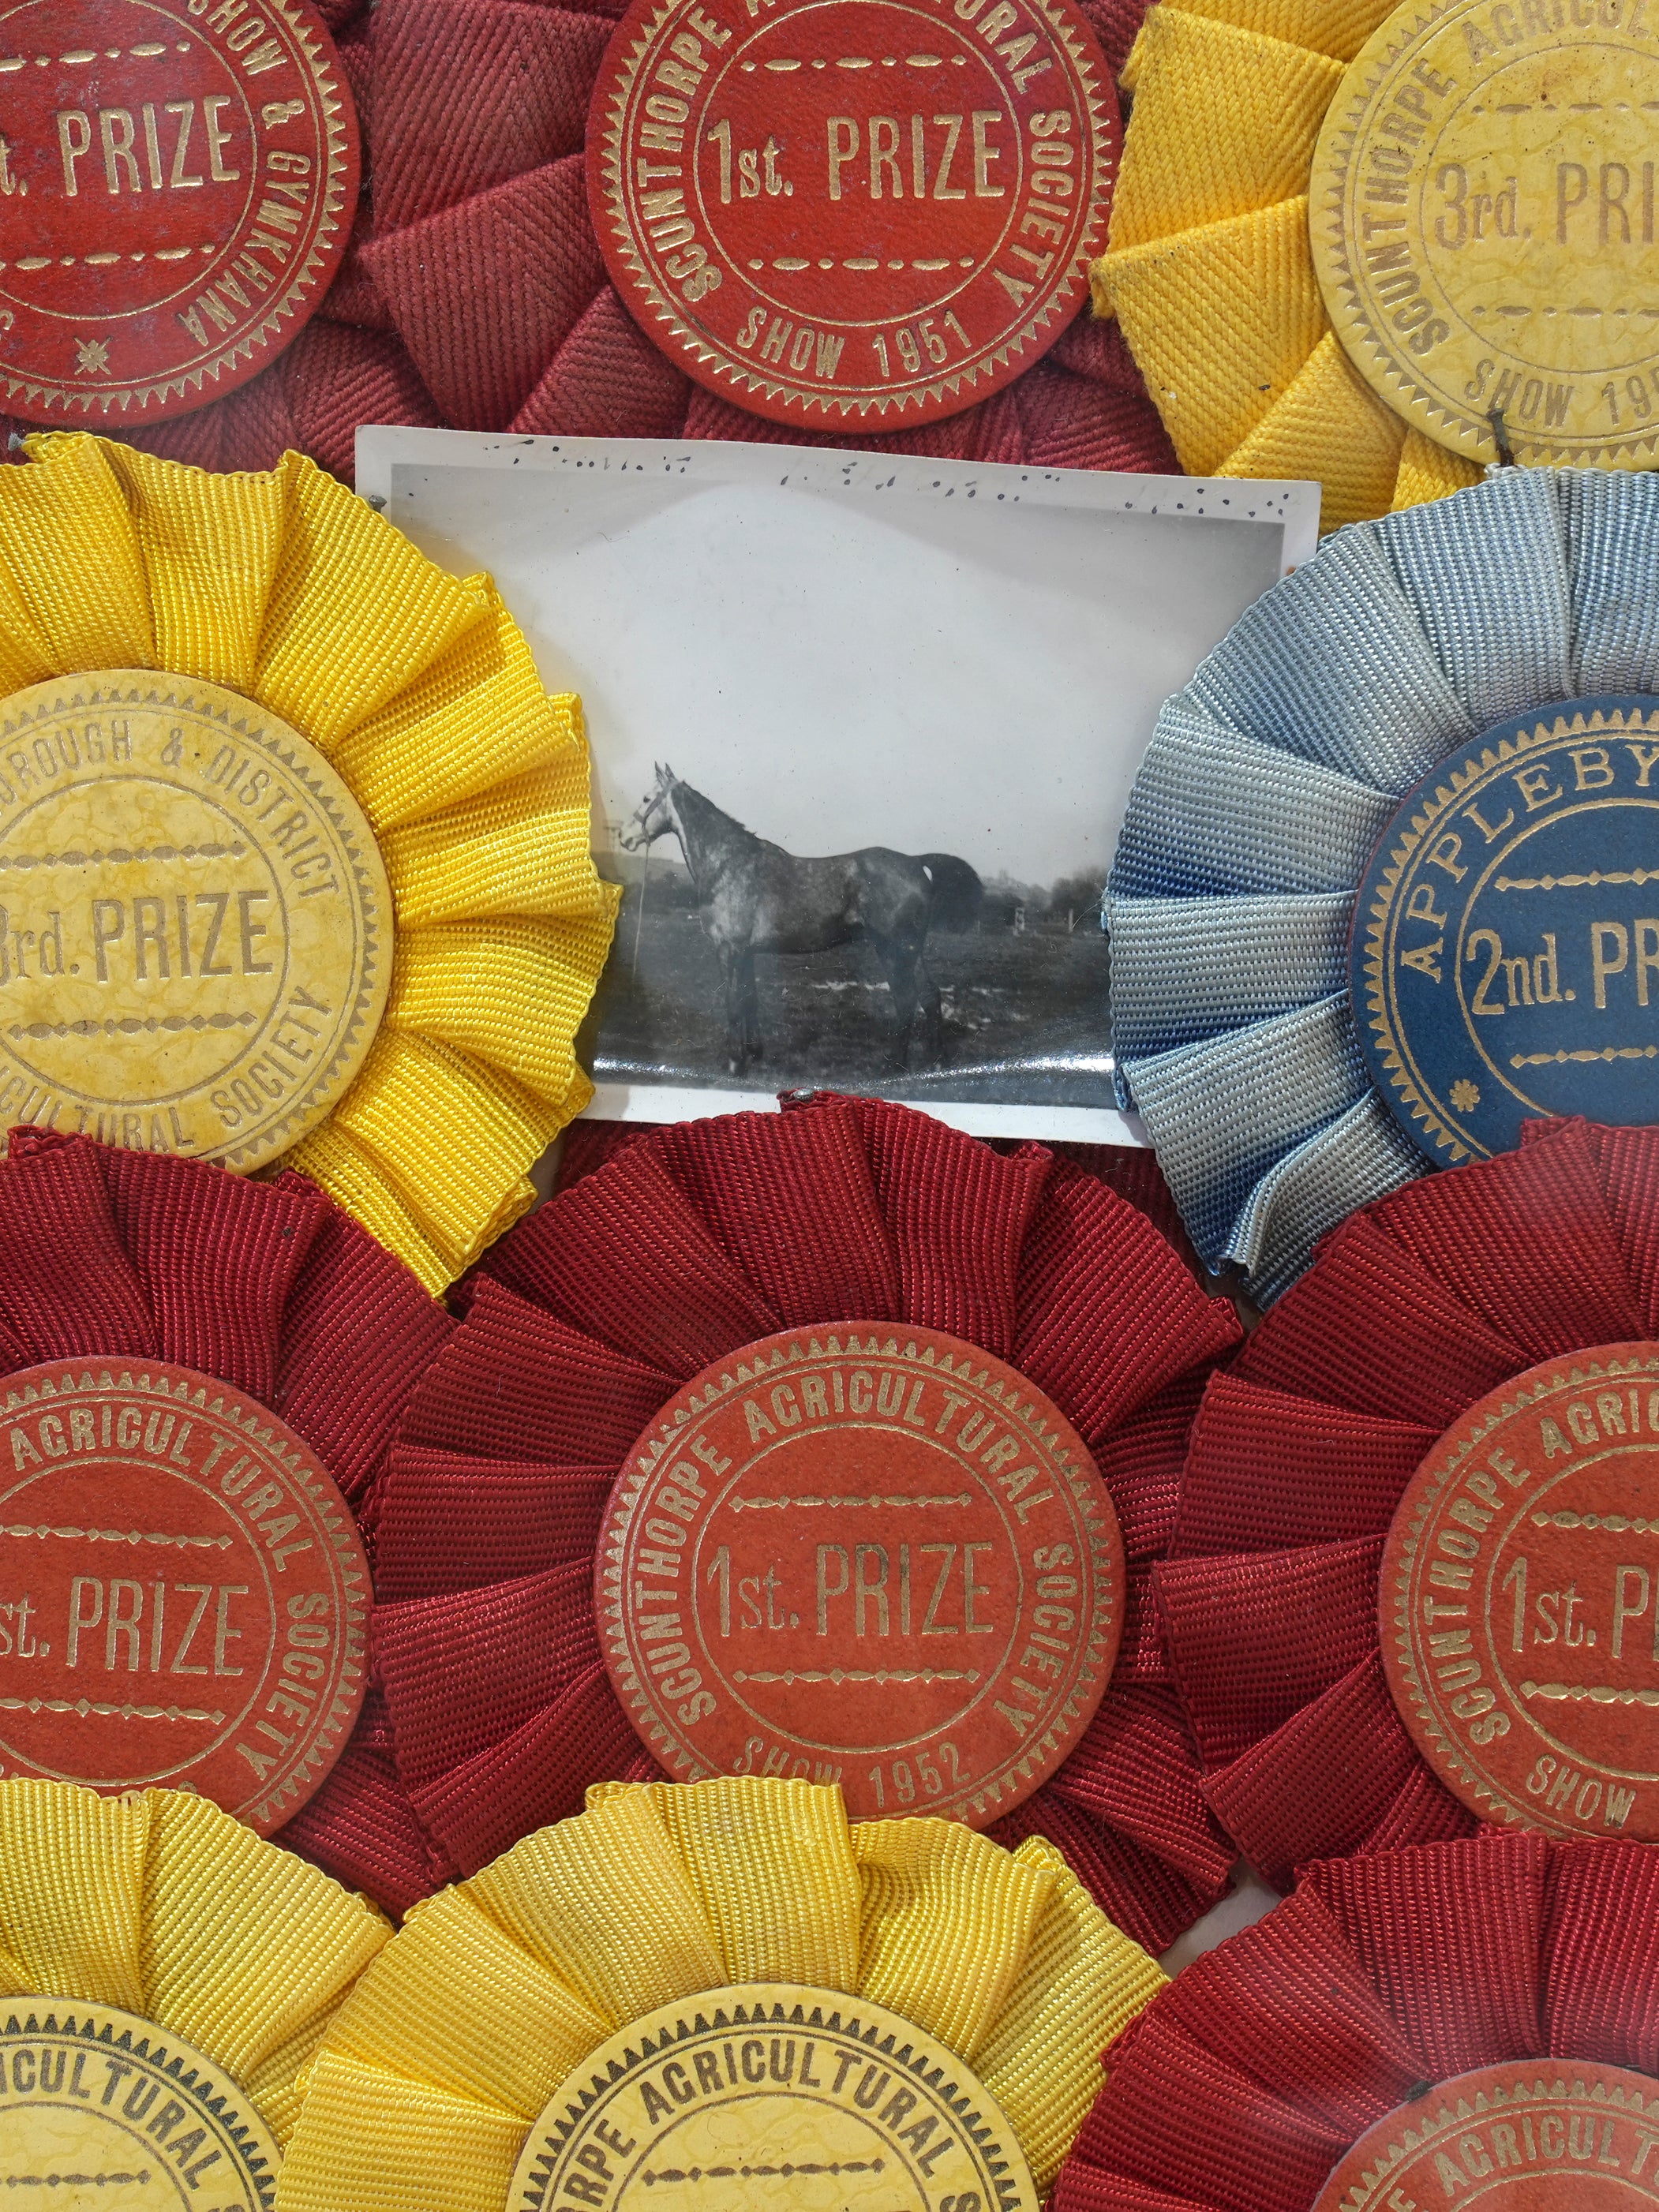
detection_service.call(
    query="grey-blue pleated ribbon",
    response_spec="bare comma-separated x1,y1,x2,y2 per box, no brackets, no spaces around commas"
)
1107,466,1646,1302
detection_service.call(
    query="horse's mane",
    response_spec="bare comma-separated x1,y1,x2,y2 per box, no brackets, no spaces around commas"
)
672,779,761,852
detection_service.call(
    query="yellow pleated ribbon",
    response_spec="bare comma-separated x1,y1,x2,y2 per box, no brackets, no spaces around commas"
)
1093,0,1484,528
0,434,616,1290
277,1778,1167,2212
0,1778,387,2146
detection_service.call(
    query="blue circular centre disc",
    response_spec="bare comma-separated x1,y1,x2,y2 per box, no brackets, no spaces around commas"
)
1351,694,1659,1166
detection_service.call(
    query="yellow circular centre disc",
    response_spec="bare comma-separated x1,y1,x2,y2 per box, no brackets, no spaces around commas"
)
511,1982,1039,2212
0,672,390,1172
0,1998,279,2209
1309,0,1659,467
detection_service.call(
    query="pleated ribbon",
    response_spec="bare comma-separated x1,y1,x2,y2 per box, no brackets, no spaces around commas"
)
1104,464,1659,1304
0,432,615,1290
0,1776,387,2147
92,0,1178,478
365,1094,1244,1952
0,1126,457,1909
1055,1829,1659,2212
1148,1113,1659,1890
279,1775,1170,2212
1092,0,1485,530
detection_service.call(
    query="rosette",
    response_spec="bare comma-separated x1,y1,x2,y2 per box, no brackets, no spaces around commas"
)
368,1095,1242,1952
1057,1832,1659,2212
1151,1113,1659,1890
0,1125,453,1910
1095,0,1659,525
1091,0,1481,529
0,430,613,1289
279,1774,1167,2212
1107,463,1659,1304
0,1775,386,2191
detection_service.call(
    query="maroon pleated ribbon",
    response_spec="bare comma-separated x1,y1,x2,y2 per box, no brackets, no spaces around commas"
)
67,0,1178,479
1152,1114,1659,1892
1053,1831,1659,2212
371,1093,1243,1951
0,1126,455,1911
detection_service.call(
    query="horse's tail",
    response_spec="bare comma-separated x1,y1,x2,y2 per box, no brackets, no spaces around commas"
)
920,853,983,934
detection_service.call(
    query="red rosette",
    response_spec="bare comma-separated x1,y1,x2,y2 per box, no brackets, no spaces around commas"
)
68,0,1175,477
371,1094,1241,1948
0,0,442,481
1054,1832,1659,2212
1154,1113,1659,1893
0,1125,452,1911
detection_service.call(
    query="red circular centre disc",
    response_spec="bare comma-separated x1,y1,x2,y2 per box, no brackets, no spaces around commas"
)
1312,2062,1659,2210
586,0,1114,429
0,1358,368,1830
597,1323,1124,1823
0,0,358,425
1381,1342,1659,1843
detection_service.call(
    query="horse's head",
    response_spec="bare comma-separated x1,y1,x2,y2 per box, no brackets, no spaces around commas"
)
618,762,679,851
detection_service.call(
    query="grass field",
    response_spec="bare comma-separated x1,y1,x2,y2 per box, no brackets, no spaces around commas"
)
581,892,1115,1106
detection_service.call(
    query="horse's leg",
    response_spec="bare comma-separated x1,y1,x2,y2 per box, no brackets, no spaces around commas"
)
737,947,762,1070
718,943,746,1075
915,953,943,1061
878,935,923,1069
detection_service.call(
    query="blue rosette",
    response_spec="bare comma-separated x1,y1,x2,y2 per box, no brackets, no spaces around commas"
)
1107,467,1659,1304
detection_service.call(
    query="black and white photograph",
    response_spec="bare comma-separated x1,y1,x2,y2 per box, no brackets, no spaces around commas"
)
601,758,1114,1106
357,429,1318,1137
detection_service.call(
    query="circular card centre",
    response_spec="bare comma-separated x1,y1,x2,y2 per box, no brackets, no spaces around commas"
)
0,672,390,1173
0,0,358,425
0,2000,279,2209
586,0,1114,428
1351,698,1659,1166
597,1325,1123,1825
0,1357,369,1832
1381,1342,1659,1843
1309,0,1659,466
1313,2060,1659,2210
510,1982,1039,2212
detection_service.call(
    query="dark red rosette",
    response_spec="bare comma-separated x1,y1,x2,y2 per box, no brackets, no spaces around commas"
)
1054,1832,1659,2212
1153,1113,1659,1893
0,0,445,482
351,0,1176,471
57,0,1175,479
0,1125,452,1911
369,1093,1244,1950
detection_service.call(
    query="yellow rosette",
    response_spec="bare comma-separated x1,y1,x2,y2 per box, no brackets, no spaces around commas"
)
0,1776,388,2198
278,1778,1167,2212
0,432,616,1291
1092,0,1486,528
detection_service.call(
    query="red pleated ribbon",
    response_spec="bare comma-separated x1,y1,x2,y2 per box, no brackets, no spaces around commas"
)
65,0,1178,478
0,1126,455,1912
1054,1831,1659,2212
372,1093,1243,1950
1153,1115,1659,1891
